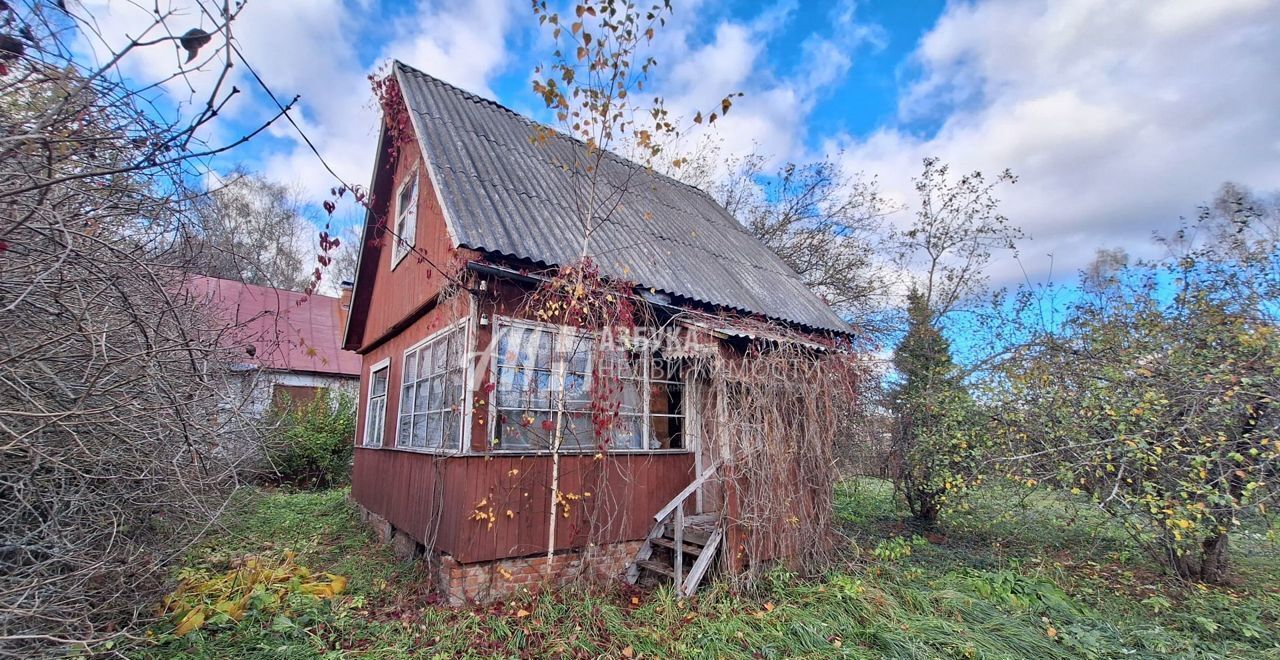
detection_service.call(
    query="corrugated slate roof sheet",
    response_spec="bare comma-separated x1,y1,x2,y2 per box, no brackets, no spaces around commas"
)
394,61,851,333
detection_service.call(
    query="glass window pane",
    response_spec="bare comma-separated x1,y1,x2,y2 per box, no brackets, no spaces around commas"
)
563,373,589,407
495,362,513,395
424,412,443,448
398,179,414,214
446,330,462,369
533,329,554,369
442,410,460,450
413,380,430,413
411,412,428,448
617,377,643,413
496,325,514,366
404,351,417,383
398,413,411,447
371,370,387,397
650,415,684,450
611,414,643,450
429,340,443,373
496,410,551,449
562,412,596,450
444,374,463,412
564,336,592,374
512,326,535,367
427,375,444,410
365,400,382,446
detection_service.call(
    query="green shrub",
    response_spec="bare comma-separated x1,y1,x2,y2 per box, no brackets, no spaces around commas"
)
266,390,356,488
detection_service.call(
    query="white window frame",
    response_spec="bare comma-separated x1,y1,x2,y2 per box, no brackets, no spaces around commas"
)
390,168,418,268
488,317,692,454
394,320,469,454
362,358,391,448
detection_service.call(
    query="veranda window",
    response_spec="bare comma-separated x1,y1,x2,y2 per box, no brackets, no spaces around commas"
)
363,363,389,448
397,323,465,451
491,319,687,452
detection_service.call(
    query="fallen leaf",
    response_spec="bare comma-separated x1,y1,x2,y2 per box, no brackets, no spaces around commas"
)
622,645,635,658
516,609,530,618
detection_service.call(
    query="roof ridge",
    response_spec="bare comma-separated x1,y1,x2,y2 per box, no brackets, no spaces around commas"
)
190,274,341,301
391,60,736,220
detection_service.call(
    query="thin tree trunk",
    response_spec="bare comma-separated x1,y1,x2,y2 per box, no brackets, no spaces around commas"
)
1199,533,1230,584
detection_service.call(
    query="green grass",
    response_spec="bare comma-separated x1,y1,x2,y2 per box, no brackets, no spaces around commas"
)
140,482,1280,659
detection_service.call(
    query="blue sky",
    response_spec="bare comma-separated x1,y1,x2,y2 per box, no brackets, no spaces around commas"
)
81,0,1280,289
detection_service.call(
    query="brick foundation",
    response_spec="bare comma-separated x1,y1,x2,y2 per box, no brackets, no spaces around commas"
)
356,501,643,604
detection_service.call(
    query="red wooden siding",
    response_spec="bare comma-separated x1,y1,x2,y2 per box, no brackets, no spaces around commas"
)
352,302,471,448
353,449,694,563
349,140,703,565
350,133,478,354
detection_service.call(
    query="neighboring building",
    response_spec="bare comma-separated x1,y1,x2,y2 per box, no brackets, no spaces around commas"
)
189,275,361,423
344,62,853,603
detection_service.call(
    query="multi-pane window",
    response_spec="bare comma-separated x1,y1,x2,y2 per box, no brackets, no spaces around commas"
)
398,324,465,451
491,319,687,452
390,172,418,266
609,353,685,450
363,364,389,447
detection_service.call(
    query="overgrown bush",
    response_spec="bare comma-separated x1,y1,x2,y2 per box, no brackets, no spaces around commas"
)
266,391,357,489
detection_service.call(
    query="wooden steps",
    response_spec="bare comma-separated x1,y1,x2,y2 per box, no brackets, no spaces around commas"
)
635,559,675,578
650,536,704,556
625,464,723,597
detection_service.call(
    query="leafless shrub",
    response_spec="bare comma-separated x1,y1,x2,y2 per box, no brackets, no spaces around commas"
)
692,325,868,582
0,2,286,654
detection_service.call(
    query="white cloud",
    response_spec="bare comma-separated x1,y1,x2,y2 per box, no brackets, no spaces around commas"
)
382,0,518,98
256,0,520,208
833,0,1280,284
650,0,886,177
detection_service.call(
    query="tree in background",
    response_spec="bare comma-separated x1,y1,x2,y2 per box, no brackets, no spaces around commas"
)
996,184,1280,583
888,157,1020,521
186,170,317,291
326,223,363,289
890,290,984,522
707,153,897,336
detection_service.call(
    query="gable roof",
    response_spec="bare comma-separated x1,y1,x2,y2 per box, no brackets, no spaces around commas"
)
392,61,851,334
187,275,361,377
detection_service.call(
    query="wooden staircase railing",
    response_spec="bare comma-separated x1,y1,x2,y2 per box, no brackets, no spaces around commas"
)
626,463,721,596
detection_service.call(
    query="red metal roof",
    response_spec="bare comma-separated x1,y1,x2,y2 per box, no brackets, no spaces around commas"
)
187,275,361,377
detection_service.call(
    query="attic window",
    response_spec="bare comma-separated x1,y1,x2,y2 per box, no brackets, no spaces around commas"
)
390,170,418,267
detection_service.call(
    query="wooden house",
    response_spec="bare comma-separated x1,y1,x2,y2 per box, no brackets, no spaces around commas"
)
344,62,853,603
188,275,360,459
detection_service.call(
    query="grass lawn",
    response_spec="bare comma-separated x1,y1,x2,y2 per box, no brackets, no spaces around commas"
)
141,481,1279,659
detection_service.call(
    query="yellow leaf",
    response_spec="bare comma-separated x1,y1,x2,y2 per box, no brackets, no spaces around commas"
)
763,602,774,612
174,606,206,636
622,646,635,658
1046,625,1058,638
516,608,531,618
